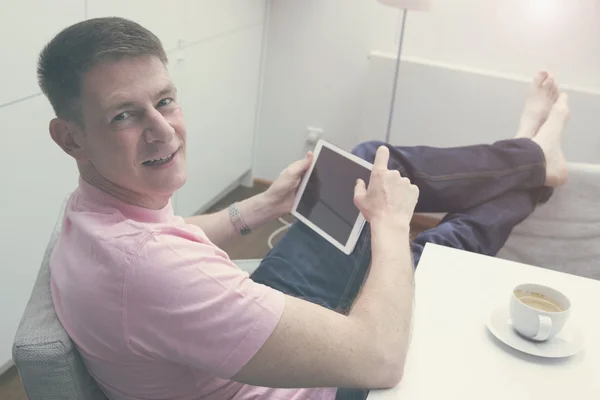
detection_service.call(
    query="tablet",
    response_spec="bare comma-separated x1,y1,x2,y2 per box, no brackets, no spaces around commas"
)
291,140,373,255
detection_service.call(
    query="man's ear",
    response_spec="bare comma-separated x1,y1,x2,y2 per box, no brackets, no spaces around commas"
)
49,118,88,161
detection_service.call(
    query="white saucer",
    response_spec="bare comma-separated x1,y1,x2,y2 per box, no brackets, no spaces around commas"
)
487,305,584,358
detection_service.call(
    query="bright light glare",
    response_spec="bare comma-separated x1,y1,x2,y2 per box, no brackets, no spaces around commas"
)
529,0,559,20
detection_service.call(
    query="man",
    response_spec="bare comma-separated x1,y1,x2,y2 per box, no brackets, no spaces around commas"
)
42,17,569,400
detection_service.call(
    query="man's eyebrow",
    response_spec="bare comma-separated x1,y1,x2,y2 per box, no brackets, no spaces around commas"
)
105,100,135,115
156,83,178,100
104,83,178,115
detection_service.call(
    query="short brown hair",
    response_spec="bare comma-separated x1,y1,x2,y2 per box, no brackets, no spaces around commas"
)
37,17,168,121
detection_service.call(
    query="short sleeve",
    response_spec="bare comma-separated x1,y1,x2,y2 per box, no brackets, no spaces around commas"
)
124,230,285,378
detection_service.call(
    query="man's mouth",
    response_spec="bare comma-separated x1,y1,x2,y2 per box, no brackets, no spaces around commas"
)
142,149,178,166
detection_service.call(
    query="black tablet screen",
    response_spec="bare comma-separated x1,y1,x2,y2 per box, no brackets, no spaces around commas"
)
296,146,371,245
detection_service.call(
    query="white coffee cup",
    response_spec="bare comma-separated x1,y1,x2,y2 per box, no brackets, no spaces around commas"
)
510,283,571,341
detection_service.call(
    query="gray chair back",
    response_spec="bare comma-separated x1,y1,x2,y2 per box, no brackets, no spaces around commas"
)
498,162,600,280
12,198,109,399
11,195,265,399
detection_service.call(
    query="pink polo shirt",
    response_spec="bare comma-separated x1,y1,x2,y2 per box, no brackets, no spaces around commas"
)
50,179,337,400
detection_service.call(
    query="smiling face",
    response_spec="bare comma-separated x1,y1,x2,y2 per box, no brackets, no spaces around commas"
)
62,55,187,207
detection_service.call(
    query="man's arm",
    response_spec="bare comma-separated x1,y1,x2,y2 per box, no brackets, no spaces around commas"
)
233,146,419,390
234,224,413,389
185,153,313,247
184,193,278,247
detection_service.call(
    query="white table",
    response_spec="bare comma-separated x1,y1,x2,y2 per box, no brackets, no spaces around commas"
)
368,243,600,400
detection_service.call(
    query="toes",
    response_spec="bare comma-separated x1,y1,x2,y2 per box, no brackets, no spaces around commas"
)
533,71,549,86
542,75,561,103
542,75,555,91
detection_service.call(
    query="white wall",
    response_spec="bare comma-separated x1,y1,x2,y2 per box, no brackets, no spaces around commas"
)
358,55,600,163
402,0,600,89
1,0,265,367
255,0,398,179
0,0,84,371
175,22,264,215
255,0,600,180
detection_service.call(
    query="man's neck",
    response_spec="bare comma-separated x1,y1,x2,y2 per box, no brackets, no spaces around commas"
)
78,163,170,210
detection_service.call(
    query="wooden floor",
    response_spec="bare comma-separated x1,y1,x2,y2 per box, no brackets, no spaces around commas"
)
0,366,25,400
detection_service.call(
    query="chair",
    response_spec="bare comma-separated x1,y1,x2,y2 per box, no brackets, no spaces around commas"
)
12,198,262,399
411,163,600,280
497,162,600,280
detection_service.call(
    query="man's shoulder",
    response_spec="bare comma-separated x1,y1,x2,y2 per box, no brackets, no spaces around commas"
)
133,225,231,274
56,189,232,278
64,189,182,244
53,191,182,269
64,200,154,255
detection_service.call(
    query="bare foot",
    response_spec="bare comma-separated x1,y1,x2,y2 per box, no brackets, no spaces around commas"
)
516,71,559,139
532,93,570,188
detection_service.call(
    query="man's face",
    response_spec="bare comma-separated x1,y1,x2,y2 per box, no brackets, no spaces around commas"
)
77,55,187,200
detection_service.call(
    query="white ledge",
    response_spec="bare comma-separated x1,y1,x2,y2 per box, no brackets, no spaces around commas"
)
368,51,600,96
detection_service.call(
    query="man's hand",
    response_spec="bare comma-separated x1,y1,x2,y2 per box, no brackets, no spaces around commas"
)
354,146,419,228
262,152,313,217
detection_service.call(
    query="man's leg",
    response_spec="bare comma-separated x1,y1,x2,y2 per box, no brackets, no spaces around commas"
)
251,220,372,313
407,95,571,264
351,73,568,213
410,189,540,266
351,138,551,213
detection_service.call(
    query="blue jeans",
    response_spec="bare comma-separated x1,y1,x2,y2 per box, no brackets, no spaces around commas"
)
250,138,550,399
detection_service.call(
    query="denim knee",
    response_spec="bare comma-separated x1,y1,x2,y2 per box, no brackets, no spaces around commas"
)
351,140,386,160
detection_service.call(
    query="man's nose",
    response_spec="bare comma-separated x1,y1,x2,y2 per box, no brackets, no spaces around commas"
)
143,109,175,144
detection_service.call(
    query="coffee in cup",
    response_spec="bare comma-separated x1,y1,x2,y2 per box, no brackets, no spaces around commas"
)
510,283,571,341
516,293,563,313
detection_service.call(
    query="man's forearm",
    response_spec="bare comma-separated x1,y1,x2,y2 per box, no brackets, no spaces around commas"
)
184,193,280,247
349,219,415,377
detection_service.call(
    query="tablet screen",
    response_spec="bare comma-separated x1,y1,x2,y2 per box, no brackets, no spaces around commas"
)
296,146,371,245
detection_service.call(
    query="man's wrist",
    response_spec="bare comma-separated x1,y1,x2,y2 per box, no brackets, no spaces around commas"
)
233,193,280,234
256,192,286,219
228,203,252,236
371,215,411,235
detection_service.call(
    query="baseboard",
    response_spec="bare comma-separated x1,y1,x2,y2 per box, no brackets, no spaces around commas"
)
253,178,273,187
0,360,14,376
240,170,254,188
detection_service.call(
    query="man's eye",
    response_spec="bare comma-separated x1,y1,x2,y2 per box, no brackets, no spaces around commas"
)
157,98,173,107
113,112,131,122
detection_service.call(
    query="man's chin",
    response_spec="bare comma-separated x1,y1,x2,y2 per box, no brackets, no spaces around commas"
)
159,173,187,195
